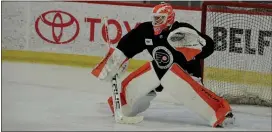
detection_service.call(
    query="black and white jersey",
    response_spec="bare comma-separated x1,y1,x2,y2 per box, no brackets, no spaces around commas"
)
116,21,215,79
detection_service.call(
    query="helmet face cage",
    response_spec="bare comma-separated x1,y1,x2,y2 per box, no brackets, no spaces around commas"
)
151,13,168,26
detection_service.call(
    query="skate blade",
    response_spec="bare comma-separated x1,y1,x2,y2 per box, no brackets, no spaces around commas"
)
216,112,235,128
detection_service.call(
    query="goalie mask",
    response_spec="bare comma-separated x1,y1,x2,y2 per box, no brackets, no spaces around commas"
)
151,3,175,35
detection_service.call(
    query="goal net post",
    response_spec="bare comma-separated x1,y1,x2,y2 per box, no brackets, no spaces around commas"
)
201,1,272,106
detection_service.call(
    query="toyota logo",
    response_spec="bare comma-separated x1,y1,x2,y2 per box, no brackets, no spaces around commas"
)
35,10,80,44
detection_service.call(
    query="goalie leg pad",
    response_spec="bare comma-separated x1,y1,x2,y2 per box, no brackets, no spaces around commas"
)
160,64,231,127
108,62,160,116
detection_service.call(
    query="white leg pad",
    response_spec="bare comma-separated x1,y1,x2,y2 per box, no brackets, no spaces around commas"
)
160,65,217,126
123,63,160,116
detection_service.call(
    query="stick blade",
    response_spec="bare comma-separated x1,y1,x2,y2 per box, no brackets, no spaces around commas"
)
116,116,144,124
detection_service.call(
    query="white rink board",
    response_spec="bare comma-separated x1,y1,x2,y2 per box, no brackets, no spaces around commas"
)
1,1,200,60
2,1,272,73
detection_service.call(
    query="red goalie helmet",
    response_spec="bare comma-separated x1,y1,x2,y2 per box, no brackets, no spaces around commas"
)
151,2,175,35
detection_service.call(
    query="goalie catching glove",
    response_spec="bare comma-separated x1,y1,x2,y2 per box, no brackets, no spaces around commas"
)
92,46,129,81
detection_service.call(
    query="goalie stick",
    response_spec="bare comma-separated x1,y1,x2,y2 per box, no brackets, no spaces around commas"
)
111,74,144,124
103,16,144,124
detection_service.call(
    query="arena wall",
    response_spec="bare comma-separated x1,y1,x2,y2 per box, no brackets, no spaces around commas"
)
2,1,271,88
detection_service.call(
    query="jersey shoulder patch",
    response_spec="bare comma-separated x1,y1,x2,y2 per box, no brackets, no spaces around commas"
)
145,38,153,45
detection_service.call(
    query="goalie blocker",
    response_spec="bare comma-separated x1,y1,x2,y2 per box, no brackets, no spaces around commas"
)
92,2,234,128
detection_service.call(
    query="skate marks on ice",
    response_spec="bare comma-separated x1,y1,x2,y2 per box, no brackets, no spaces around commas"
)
232,105,272,117
97,102,210,129
98,101,271,131
231,105,272,130
2,62,271,131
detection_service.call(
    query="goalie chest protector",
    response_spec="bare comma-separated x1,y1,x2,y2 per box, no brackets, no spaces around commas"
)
116,21,208,79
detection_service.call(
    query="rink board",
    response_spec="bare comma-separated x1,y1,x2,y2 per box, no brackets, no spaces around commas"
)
3,50,271,87
2,1,271,87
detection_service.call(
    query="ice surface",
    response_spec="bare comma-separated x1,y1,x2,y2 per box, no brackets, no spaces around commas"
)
2,62,271,131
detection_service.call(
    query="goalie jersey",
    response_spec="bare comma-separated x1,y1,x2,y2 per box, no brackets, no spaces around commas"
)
116,21,215,79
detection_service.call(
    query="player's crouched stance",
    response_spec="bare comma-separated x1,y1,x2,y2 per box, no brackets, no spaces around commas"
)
91,2,235,128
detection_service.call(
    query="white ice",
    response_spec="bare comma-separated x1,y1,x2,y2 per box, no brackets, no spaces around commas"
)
2,62,271,131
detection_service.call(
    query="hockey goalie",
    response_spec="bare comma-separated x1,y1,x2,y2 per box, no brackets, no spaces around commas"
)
92,2,235,128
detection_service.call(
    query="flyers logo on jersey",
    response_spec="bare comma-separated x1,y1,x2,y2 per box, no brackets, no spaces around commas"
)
152,46,174,69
